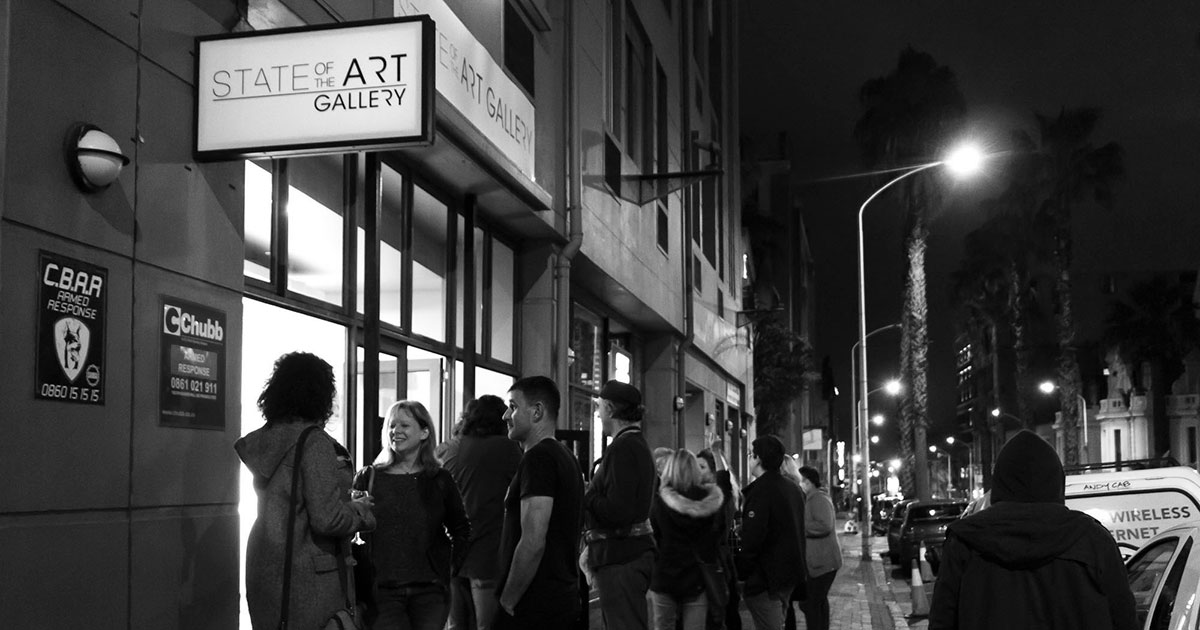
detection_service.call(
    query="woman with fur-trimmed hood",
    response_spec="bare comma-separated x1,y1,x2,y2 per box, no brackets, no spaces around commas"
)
648,449,727,630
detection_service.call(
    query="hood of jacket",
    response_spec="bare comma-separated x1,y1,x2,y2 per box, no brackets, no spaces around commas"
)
947,501,1101,569
659,483,724,519
235,421,316,484
991,429,1065,504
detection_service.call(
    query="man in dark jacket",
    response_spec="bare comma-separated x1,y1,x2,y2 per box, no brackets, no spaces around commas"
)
737,435,806,630
929,430,1137,630
584,380,657,629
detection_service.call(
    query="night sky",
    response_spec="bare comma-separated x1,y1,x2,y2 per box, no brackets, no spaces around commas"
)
738,2,1200,460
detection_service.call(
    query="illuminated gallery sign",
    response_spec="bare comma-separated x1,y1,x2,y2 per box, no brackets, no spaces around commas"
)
395,0,536,178
195,17,434,158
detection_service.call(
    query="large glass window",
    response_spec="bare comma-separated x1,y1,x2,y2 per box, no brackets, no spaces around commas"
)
476,367,514,400
357,348,400,468
475,227,486,355
455,215,467,348
407,345,446,438
239,298,347,628
286,156,345,305
358,165,405,327
244,160,273,282
412,185,448,341
491,240,515,363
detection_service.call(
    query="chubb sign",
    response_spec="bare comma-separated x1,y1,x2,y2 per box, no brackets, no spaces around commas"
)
195,17,434,158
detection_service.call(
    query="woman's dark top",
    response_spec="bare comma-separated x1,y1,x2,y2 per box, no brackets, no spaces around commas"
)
649,482,726,598
355,466,471,587
443,434,524,579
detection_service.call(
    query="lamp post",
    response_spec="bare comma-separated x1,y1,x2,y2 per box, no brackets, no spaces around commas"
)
856,145,985,560
848,323,901,502
1039,381,1089,463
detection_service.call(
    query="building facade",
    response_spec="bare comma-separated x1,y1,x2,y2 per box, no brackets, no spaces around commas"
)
0,0,752,626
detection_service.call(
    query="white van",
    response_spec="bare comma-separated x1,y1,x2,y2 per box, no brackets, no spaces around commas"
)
1064,466,1200,560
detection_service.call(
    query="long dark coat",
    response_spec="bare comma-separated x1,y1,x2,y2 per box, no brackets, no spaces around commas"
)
236,421,375,630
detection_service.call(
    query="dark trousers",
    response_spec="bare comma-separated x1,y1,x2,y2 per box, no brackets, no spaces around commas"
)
800,570,836,630
492,606,578,630
373,582,449,630
594,550,655,630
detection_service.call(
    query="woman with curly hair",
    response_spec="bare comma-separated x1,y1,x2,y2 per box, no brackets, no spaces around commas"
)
355,400,471,630
236,351,376,630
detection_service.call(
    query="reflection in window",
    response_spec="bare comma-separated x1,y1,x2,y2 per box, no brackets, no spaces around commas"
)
491,240,515,363
412,185,447,341
244,160,273,282
287,155,344,305
357,166,404,327
239,298,347,627
570,307,602,390
1127,537,1180,627
1149,538,1191,629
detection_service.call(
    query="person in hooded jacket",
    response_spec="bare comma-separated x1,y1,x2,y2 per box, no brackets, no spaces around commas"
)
236,351,376,630
929,430,1137,630
649,449,726,630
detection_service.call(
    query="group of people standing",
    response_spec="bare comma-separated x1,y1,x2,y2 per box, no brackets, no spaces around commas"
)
236,351,841,630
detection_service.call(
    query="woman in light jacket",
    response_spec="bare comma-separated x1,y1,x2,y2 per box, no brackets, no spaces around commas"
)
797,465,842,630
649,449,726,630
236,351,376,630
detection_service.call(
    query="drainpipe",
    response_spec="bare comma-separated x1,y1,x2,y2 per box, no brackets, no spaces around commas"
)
556,0,583,417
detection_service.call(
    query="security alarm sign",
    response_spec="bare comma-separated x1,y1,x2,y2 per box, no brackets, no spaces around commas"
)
35,251,106,404
160,297,226,430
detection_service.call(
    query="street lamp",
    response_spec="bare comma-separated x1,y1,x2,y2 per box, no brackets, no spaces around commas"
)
1039,381,1090,463
856,144,985,560
872,414,886,426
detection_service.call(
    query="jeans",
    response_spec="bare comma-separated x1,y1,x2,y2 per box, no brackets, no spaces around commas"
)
594,550,655,630
743,588,792,630
800,570,836,630
648,590,707,630
373,582,449,630
492,605,578,630
447,577,500,630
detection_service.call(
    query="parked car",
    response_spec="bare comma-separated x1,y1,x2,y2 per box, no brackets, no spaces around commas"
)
1125,523,1200,629
895,500,966,572
886,499,918,563
1065,465,1200,561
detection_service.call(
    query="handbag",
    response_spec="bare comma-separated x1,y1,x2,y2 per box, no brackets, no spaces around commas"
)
694,550,730,609
279,426,364,630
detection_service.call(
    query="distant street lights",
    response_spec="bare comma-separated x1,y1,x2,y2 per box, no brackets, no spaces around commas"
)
855,143,985,560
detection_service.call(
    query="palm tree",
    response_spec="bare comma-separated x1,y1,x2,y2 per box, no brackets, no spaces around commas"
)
855,47,967,499
1104,275,1200,455
1014,108,1124,465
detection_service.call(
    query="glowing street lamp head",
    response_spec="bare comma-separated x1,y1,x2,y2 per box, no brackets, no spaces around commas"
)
884,379,903,396
890,458,902,470
991,408,1001,418
870,435,880,444
1039,381,1057,395
943,144,985,177
946,436,955,445
872,414,885,426
929,445,938,453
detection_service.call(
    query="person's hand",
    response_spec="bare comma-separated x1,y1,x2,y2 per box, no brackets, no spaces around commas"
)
499,593,517,616
715,450,729,471
351,492,374,509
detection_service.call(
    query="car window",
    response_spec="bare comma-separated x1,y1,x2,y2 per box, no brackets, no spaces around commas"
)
909,503,966,521
1127,537,1180,628
1149,538,1191,630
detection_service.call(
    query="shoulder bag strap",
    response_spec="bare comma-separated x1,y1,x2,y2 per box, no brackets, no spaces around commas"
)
279,425,320,630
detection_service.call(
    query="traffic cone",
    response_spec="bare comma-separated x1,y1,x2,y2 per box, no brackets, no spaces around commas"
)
910,547,930,617
919,542,935,583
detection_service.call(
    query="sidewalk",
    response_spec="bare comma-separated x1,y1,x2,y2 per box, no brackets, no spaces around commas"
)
588,517,930,629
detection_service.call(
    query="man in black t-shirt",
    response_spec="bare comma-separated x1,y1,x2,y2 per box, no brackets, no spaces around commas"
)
495,376,584,629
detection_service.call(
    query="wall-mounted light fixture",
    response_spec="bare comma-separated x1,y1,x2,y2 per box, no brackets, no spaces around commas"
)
705,412,715,426
673,396,685,411
66,123,129,193
725,420,734,433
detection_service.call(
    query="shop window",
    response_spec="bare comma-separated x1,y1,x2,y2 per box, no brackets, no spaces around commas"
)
357,348,400,467
244,160,273,282
240,297,348,624
475,227,486,355
407,345,447,436
491,240,515,363
476,366,515,399
454,215,466,348
357,164,405,328
286,155,345,306
412,185,448,342
656,202,669,254
570,308,603,391
504,0,535,97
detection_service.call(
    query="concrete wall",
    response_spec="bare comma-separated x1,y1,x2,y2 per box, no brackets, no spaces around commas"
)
0,1,244,627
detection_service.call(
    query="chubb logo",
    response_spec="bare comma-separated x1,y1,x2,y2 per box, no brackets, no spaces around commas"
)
163,305,224,341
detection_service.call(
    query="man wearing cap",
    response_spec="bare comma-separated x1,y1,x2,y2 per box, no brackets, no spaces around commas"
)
584,380,657,629
738,435,806,630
